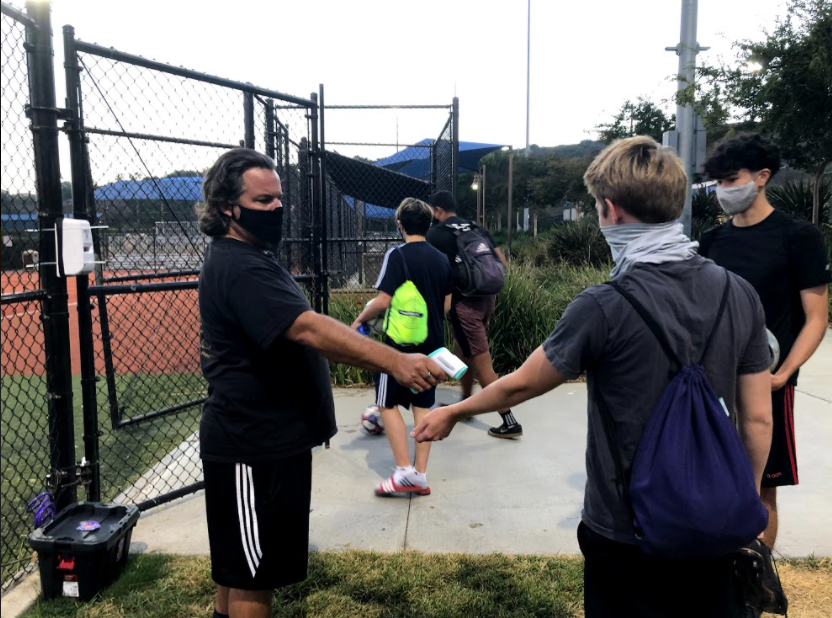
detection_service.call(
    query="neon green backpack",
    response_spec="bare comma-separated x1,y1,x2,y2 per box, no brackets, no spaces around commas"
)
383,247,428,346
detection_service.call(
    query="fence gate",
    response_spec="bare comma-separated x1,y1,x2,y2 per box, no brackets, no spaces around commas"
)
62,31,320,510
319,95,459,313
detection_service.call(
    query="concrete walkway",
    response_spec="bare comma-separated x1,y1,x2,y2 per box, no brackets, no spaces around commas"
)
129,330,832,559
5,334,830,617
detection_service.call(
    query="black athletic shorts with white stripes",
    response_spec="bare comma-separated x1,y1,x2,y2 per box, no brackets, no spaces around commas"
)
203,451,312,590
374,371,436,410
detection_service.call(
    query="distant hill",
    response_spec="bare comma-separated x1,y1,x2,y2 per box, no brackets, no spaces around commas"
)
520,140,605,160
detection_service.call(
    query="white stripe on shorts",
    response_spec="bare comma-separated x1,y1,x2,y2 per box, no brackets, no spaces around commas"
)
235,463,261,578
377,373,388,407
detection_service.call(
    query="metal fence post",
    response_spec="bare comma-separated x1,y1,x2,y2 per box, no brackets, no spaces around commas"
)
309,92,323,313
243,91,254,149
265,98,275,160
451,97,459,201
26,0,77,510
317,84,329,315
63,24,100,501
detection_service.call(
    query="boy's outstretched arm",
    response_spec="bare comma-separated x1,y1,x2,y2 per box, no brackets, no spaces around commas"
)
412,346,566,442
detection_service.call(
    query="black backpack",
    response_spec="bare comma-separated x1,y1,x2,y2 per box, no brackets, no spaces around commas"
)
445,221,505,297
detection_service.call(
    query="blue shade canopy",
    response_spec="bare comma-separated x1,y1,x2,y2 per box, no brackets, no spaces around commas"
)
94,176,203,201
374,139,503,180
326,139,502,219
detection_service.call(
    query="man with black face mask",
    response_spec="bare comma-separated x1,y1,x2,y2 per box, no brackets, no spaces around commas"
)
196,149,444,618
699,133,831,551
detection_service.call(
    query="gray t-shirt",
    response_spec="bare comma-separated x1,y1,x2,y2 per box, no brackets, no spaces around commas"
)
543,256,770,544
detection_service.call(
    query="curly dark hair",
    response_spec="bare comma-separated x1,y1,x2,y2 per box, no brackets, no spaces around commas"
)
703,133,781,183
196,148,276,236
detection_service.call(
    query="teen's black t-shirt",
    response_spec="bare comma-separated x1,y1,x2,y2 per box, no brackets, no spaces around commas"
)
375,241,453,355
198,236,336,463
699,209,832,384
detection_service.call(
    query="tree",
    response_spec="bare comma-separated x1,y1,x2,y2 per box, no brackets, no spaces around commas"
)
164,169,202,178
695,0,832,224
596,97,675,144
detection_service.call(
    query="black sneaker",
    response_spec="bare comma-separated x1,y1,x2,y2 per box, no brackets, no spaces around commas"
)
488,421,523,439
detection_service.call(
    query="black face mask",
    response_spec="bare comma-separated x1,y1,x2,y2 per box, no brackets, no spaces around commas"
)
231,204,283,246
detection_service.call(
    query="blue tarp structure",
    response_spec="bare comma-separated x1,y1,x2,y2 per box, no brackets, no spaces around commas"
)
1,212,102,232
1,213,39,232
374,139,503,179
93,176,203,202
327,139,502,218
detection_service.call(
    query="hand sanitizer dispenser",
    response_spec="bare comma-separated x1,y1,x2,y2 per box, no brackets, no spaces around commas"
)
59,218,96,276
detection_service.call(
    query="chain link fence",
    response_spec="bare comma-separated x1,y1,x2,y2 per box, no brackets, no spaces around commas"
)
1,2,68,592
321,102,458,305
68,34,318,509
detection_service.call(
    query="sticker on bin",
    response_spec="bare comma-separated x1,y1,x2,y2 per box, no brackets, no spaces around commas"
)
76,520,100,531
63,576,79,597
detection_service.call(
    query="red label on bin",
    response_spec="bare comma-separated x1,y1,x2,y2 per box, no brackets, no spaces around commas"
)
56,555,75,571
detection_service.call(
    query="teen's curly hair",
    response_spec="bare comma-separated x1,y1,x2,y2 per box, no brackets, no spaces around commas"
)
704,133,781,183
196,148,276,236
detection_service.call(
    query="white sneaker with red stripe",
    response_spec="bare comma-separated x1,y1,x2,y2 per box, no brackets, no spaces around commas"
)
374,466,430,496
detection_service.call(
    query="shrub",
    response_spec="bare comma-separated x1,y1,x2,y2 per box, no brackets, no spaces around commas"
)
546,217,611,268
490,262,608,374
327,292,376,386
512,235,550,267
768,179,831,223
691,189,722,240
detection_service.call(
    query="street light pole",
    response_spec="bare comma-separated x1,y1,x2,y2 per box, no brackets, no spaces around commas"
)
482,165,486,228
525,0,531,159
667,0,706,238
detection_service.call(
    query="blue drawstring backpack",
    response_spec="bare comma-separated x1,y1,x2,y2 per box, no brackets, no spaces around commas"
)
597,277,769,560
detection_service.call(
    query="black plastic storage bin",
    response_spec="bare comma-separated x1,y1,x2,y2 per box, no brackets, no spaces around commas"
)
28,502,140,601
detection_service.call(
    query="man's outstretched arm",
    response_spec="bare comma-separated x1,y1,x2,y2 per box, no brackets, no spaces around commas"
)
286,310,442,393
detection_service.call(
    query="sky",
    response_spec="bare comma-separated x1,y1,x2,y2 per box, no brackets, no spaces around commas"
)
3,0,789,191
46,0,787,147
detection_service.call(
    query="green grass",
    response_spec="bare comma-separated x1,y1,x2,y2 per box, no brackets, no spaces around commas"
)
1,373,203,589
18,552,832,617
21,551,585,618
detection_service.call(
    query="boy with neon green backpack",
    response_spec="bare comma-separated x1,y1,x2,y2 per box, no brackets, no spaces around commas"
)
352,198,453,496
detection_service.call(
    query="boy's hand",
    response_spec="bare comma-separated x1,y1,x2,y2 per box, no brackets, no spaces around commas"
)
411,406,459,442
770,372,788,392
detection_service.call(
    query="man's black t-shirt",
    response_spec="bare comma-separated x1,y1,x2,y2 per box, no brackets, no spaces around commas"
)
198,237,336,463
375,241,453,355
699,209,831,384
425,215,498,301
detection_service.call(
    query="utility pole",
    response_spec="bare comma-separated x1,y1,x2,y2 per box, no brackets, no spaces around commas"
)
666,0,707,237
525,0,531,159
